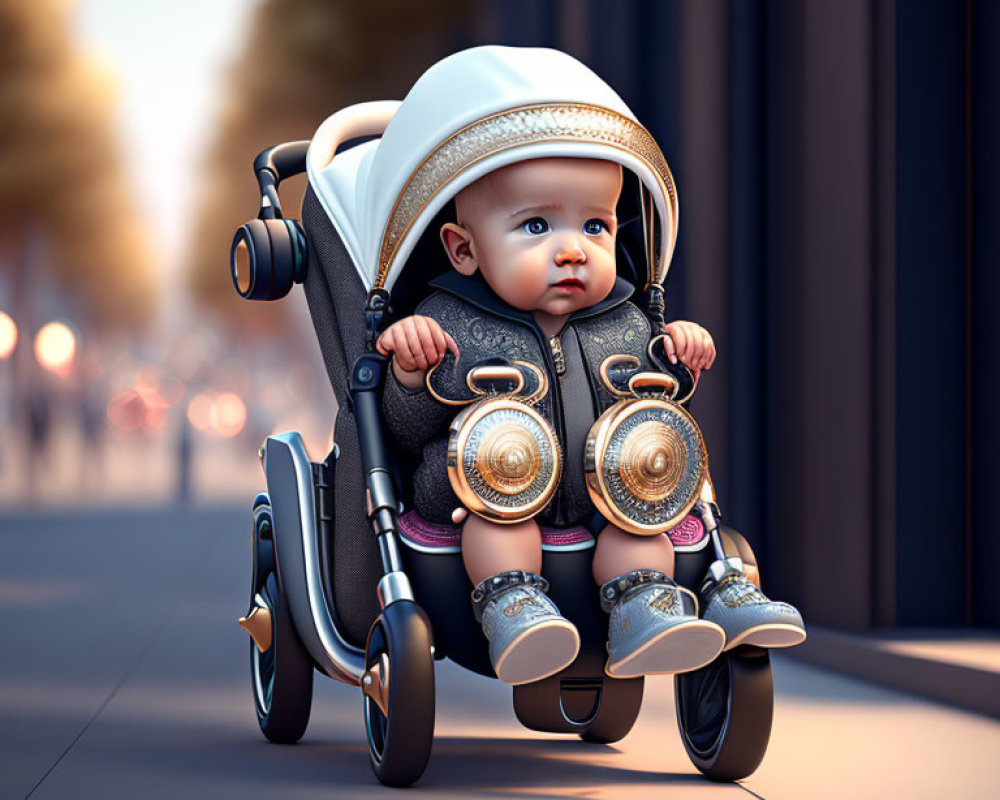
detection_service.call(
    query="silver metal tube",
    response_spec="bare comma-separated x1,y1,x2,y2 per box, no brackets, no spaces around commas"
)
265,432,365,685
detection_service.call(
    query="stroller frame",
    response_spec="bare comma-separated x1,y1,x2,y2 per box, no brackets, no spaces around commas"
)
235,140,775,787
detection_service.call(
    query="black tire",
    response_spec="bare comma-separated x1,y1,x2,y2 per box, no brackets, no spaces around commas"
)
675,645,773,781
249,505,313,744
364,600,436,787
579,676,644,744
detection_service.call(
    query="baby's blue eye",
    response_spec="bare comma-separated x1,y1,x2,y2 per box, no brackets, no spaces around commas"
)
522,217,549,235
583,218,608,235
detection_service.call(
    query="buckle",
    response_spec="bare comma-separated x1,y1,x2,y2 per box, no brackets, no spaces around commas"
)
599,568,670,613
471,570,549,622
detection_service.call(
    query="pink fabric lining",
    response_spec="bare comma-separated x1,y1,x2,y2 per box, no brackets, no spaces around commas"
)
398,511,461,548
397,510,705,549
666,513,705,546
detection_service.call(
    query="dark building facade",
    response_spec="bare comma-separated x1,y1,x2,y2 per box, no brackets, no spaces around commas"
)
466,0,999,630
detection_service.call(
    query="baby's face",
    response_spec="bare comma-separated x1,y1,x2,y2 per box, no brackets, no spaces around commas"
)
442,158,621,318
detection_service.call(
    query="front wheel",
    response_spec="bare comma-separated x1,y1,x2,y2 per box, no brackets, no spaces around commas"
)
675,646,773,781
247,502,314,743
363,600,436,787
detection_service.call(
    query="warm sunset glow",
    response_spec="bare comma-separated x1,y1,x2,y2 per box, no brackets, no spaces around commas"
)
34,321,77,375
0,311,17,360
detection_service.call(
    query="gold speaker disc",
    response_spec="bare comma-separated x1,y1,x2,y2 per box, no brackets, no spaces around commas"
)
618,420,686,502
585,398,706,535
448,398,561,523
477,423,541,495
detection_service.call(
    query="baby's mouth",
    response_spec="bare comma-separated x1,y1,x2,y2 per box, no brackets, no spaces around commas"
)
553,278,586,291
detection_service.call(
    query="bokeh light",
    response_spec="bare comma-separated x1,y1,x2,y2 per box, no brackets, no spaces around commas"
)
106,389,146,431
34,321,77,375
159,374,185,405
210,392,247,438
187,392,215,431
0,311,17,360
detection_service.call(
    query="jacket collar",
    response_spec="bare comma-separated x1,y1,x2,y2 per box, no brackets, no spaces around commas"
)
427,269,636,331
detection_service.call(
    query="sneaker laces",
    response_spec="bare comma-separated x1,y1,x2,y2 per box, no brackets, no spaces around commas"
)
645,584,681,615
715,574,767,608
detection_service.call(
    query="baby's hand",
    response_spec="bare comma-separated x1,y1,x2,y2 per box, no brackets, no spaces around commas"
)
662,321,716,383
376,315,459,389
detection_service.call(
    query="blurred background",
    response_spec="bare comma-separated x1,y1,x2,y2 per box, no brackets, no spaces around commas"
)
0,0,996,638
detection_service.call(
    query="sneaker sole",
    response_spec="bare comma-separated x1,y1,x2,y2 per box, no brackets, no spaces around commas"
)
724,623,807,651
494,619,581,685
606,620,725,678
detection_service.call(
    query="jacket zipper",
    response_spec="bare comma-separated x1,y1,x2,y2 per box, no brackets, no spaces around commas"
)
548,336,566,376
530,325,567,523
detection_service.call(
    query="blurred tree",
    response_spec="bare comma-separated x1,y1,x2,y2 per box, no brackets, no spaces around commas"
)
0,0,154,330
189,0,474,336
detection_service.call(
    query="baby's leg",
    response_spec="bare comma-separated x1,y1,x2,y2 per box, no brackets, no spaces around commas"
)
592,523,674,585
460,515,578,685
461,515,542,586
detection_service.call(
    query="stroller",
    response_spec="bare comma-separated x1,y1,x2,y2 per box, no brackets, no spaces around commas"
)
231,90,775,788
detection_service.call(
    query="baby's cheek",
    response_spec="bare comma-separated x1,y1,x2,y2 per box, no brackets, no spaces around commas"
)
593,270,618,302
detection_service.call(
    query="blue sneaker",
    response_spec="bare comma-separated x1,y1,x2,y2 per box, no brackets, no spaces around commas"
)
700,558,807,650
601,570,725,678
473,571,580,685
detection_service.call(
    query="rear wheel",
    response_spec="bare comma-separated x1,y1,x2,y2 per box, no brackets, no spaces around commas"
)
248,502,313,743
363,600,436,786
675,645,773,781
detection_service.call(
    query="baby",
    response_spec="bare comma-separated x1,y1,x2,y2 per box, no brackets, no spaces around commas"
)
379,156,804,684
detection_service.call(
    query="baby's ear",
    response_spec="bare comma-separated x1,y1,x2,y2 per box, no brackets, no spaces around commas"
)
440,223,478,276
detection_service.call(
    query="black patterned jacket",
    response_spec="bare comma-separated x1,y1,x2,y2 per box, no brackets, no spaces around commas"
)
381,269,656,528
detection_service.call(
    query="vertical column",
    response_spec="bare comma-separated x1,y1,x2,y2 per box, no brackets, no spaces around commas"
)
874,0,898,627
556,0,590,61
762,0,807,606
763,0,876,628
585,0,639,107
800,0,875,628
971,0,1000,627
678,0,731,501
894,0,968,625
726,0,766,555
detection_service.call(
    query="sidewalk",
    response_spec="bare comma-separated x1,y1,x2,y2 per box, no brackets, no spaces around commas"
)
3,505,999,799
789,625,1000,719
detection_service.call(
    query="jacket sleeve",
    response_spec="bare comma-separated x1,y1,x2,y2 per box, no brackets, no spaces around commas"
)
381,364,453,456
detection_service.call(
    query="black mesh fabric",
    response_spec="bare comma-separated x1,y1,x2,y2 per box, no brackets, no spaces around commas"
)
301,186,380,647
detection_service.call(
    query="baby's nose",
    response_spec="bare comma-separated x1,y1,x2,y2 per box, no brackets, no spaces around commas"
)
554,237,586,265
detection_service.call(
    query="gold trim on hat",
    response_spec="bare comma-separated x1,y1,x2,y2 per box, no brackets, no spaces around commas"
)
375,103,679,289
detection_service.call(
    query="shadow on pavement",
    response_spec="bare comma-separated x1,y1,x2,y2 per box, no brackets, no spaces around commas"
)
424,735,704,790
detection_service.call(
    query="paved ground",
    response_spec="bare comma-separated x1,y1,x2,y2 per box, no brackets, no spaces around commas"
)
3,506,999,799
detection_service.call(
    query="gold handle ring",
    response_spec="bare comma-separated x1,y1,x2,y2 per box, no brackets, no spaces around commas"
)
467,366,525,396
628,371,680,400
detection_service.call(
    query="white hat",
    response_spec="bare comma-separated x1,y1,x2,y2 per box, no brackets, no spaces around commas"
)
307,45,678,293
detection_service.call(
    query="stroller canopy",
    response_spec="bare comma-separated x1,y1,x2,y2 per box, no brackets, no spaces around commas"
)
306,45,679,296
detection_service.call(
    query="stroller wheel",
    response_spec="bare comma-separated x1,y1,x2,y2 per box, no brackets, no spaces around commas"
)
674,645,773,781
578,676,644,744
363,600,435,787
248,504,313,743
